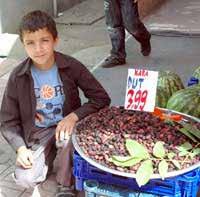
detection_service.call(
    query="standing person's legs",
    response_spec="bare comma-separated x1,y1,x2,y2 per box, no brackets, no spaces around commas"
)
101,0,126,68
120,0,151,56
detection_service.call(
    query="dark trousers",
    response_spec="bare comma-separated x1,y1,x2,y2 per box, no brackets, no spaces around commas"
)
104,0,150,59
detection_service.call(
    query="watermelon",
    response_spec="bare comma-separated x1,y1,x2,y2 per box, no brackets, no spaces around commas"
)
157,71,184,98
166,84,200,118
155,86,169,108
193,66,200,80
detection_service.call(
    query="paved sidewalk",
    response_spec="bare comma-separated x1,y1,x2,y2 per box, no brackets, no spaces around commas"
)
145,0,200,35
0,0,200,196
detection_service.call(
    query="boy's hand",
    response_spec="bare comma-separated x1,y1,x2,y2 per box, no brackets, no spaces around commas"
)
56,112,79,141
16,146,33,169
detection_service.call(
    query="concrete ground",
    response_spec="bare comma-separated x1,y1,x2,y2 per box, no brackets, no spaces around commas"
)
0,0,200,196
146,0,200,35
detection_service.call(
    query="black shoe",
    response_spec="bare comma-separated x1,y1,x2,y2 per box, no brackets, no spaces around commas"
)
140,35,151,56
56,184,76,197
100,56,126,68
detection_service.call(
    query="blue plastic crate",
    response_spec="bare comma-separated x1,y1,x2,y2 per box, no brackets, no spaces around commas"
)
84,180,158,197
187,76,199,86
73,151,200,197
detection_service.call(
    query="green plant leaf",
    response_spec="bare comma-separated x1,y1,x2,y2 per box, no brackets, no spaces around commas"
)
171,160,181,169
126,139,149,159
164,119,175,126
178,150,189,157
189,148,200,158
109,156,142,167
135,160,153,187
153,141,165,158
167,152,176,159
189,153,195,159
178,128,197,142
176,142,193,152
167,153,181,169
158,160,168,179
180,122,200,139
193,148,200,156
111,155,134,162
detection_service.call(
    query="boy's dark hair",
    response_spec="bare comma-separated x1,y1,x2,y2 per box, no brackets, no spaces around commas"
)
19,10,58,42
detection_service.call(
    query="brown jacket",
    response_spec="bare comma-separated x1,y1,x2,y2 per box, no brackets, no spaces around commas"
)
0,52,110,151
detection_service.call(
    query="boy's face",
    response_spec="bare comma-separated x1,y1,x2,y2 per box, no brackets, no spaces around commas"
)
22,27,58,70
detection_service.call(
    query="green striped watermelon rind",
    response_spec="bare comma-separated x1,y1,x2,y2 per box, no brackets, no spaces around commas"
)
193,66,200,80
155,86,169,108
166,84,200,118
157,71,184,98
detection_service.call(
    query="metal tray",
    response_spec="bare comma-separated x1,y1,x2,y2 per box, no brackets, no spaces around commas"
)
72,108,200,179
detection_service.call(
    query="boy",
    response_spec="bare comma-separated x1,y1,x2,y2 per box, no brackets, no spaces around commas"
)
0,10,110,196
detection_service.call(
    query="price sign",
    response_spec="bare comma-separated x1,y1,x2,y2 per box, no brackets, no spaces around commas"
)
124,69,158,112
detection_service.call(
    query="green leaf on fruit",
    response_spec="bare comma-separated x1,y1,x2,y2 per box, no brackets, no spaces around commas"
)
109,156,141,167
189,153,195,159
158,160,168,179
167,152,176,159
153,141,165,158
178,150,189,157
136,160,153,187
178,128,197,142
171,160,181,169
164,119,175,126
189,148,200,158
180,122,200,139
126,139,149,159
111,155,134,162
176,142,193,152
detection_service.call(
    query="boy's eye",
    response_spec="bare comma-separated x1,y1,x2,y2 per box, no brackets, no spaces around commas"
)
42,39,49,42
26,42,34,45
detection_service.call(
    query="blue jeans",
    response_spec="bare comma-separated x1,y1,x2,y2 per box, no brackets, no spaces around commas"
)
104,0,150,59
